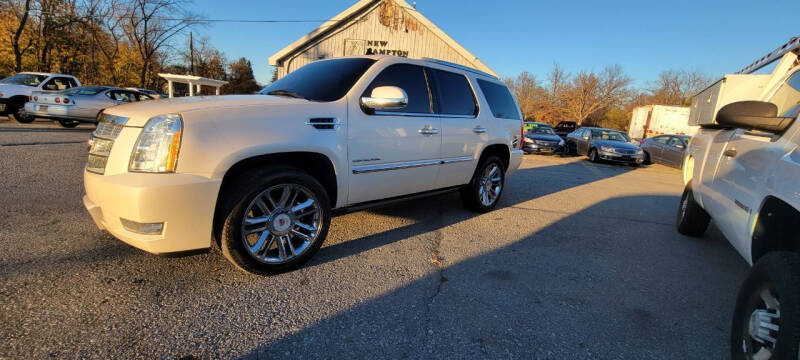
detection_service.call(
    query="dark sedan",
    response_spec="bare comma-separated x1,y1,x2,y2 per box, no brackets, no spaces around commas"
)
640,135,690,168
567,127,645,166
523,123,565,154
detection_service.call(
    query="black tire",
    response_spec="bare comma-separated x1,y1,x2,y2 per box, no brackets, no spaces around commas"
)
731,252,800,360
643,151,652,165
461,155,505,212
588,148,599,163
218,167,331,275
57,119,79,128
7,104,33,123
676,183,710,236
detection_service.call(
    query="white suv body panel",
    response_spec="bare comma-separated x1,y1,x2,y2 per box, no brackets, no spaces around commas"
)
83,56,522,254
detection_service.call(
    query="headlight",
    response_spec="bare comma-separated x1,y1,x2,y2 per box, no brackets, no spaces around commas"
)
558,139,565,146
600,146,615,152
524,137,533,143
636,149,644,154
129,113,183,173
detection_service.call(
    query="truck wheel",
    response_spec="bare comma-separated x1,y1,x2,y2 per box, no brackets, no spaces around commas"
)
57,119,79,128
7,105,33,123
218,167,331,275
676,184,710,236
588,148,599,162
462,155,505,212
731,252,800,360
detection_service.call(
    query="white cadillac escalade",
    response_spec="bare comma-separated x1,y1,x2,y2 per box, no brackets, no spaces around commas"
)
83,56,524,274
677,39,800,360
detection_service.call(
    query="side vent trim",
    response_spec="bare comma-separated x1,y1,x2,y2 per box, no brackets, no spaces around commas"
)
307,118,339,130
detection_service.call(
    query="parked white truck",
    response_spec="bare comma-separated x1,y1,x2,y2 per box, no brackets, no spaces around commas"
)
678,37,800,359
0,72,81,122
628,104,696,140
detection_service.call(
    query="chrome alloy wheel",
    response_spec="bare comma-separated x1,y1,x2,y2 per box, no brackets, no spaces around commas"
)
478,163,502,207
742,286,781,359
240,183,322,264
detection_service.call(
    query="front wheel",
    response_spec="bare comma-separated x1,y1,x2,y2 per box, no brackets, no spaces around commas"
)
643,151,652,165
676,184,710,236
731,252,800,360
57,119,79,128
218,167,331,275
462,155,505,212
588,148,599,162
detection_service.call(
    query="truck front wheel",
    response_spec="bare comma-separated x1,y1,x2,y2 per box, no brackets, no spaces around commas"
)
218,167,331,275
731,252,800,360
676,184,710,236
7,104,33,123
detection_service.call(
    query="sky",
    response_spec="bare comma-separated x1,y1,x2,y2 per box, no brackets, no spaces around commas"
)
190,0,800,87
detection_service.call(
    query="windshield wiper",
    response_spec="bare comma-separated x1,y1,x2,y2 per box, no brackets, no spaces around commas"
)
266,90,307,100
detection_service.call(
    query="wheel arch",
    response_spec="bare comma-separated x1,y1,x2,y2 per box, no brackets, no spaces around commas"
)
7,94,29,109
751,196,800,263
212,151,338,242
478,143,510,171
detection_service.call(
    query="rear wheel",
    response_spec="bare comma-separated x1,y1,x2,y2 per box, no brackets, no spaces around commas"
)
462,155,505,212
57,119,79,128
7,104,33,123
676,184,710,236
218,167,330,275
731,252,800,360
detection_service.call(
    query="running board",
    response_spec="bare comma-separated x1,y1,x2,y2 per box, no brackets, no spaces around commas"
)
333,185,463,215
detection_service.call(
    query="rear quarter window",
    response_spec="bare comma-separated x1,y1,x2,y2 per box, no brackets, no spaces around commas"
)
477,79,521,120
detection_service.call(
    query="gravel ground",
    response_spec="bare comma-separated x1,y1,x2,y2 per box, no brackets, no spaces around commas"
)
0,117,749,359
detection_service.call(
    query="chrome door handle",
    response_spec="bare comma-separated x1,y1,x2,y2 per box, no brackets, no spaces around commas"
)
473,126,487,134
724,148,737,157
419,126,440,135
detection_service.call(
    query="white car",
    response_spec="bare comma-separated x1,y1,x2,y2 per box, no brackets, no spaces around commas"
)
83,56,524,274
0,72,81,122
679,44,800,359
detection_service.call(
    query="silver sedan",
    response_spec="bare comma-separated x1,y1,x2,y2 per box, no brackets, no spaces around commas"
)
24,86,154,128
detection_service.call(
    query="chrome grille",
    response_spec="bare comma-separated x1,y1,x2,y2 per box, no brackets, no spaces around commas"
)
616,149,636,155
87,113,129,174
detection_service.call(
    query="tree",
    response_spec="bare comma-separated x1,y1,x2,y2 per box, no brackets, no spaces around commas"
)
505,71,546,122
647,69,713,106
563,64,632,125
4,0,32,73
225,57,260,94
121,0,195,87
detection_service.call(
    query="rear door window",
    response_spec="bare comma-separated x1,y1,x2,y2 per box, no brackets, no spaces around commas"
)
363,64,432,114
429,68,477,116
477,79,521,120
654,136,670,144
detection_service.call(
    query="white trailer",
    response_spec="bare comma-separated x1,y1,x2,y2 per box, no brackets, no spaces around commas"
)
628,105,696,139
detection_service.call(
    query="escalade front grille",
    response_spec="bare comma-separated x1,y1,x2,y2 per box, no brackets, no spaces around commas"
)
86,114,128,174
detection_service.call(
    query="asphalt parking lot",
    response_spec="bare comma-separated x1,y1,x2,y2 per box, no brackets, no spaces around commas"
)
0,117,749,359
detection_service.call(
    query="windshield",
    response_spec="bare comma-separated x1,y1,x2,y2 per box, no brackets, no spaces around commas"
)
591,129,630,142
1,73,48,87
530,127,556,135
62,86,108,96
261,58,376,102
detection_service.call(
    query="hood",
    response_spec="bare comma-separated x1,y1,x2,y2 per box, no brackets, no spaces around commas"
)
102,95,310,127
526,133,562,142
0,83,34,98
592,139,640,150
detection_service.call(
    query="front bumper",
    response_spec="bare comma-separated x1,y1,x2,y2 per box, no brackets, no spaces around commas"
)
523,143,563,154
597,150,644,164
24,102,92,122
83,170,222,254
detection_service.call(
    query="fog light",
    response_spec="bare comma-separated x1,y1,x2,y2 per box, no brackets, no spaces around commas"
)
120,218,164,235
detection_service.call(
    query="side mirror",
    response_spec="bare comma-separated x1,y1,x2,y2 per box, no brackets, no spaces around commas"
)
716,101,795,134
361,86,408,111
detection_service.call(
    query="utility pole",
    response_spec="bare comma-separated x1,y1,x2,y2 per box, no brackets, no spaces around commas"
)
189,32,194,76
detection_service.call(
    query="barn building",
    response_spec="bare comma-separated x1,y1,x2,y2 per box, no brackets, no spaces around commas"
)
268,0,497,79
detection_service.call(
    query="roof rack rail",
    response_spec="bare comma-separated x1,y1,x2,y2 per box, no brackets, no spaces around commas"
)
737,36,800,74
422,58,498,79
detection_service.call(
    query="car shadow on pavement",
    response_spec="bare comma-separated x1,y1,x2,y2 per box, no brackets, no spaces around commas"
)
309,162,636,268
241,194,748,359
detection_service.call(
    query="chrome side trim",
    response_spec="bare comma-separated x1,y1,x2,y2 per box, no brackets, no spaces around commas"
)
441,156,472,164
373,111,438,118
353,159,440,174
439,114,477,119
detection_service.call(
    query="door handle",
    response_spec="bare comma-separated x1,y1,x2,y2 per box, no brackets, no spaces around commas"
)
472,126,487,134
724,148,737,157
419,126,439,135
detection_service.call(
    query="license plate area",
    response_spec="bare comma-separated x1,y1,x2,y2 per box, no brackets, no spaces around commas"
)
39,105,48,111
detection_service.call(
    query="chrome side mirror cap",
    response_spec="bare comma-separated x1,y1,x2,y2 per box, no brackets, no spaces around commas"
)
361,86,408,111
